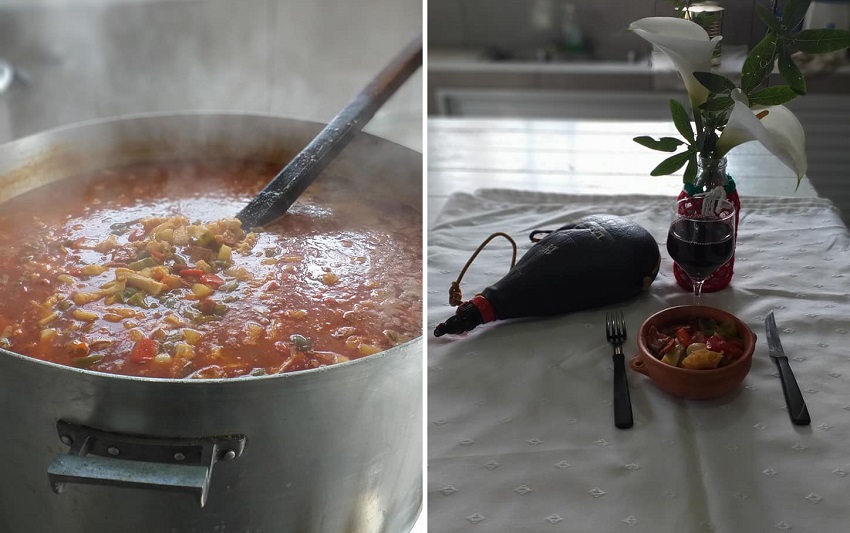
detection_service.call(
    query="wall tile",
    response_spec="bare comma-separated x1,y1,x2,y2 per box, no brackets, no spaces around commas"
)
428,0,466,46
0,6,105,140
95,0,271,117
578,0,656,61
270,0,422,149
461,0,560,51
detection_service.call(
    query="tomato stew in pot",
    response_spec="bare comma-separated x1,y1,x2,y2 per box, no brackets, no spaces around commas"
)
0,160,422,378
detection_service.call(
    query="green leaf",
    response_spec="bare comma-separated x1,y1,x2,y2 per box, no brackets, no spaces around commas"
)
756,4,782,34
693,72,737,94
651,149,695,176
793,29,850,54
633,135,685,152
698,96,734,112
683,155,698,185
777,47,806,95
747,85,800,106
742,32,778,94
669,100,694,144
782,0,812,30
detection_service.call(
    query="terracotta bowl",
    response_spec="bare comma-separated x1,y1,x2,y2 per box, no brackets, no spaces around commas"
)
630,305,757,400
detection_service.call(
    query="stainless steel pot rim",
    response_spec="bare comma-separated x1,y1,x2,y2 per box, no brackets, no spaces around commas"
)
0,110,423,155
0,111,423,385
0,336,422,384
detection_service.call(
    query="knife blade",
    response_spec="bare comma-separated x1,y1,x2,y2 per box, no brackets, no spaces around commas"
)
765,311,811,426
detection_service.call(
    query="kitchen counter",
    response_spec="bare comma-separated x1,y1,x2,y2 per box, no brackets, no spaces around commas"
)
428,46,850,114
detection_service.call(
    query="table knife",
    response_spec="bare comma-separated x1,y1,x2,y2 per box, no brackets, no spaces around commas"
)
764,311,811,426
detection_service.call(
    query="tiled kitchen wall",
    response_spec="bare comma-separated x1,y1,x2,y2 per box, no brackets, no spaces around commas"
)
429,0,769,61
0,0,422,150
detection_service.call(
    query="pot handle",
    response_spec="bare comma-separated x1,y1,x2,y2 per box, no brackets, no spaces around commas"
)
47,421,246,507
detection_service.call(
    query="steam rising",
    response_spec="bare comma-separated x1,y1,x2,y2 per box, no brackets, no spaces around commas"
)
0,0,422,150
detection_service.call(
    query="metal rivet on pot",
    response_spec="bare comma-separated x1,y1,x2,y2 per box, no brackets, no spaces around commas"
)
107,446,120,456
221,450,236,461
174,452,186,461
60,435,73,446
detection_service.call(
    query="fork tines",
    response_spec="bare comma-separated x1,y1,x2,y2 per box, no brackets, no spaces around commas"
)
606,311,627,344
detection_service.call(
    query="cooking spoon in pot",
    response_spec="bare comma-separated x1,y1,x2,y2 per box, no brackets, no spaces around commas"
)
236,34,422,229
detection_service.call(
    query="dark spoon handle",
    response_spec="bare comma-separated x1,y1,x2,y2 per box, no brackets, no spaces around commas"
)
613,353,634,429
237,34,423,228
776,357,811,426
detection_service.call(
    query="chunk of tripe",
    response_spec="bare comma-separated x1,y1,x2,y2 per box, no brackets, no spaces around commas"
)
114,268,167,295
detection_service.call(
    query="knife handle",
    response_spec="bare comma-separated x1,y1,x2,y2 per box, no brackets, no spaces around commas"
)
613,353,633,429
777,358,811,426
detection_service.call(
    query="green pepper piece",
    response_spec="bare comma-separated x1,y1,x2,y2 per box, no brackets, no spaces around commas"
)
716,320,738,339
109,221,132,235
73,354,105,368
290,334,311,350
193,230,218,250
219,280,238,292
127,292,151,309
698,319,717,336
128,257,157,271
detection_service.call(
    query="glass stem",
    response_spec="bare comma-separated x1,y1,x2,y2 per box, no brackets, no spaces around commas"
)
693,280,705,305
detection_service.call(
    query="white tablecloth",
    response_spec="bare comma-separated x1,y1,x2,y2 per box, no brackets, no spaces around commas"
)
427,190,850,533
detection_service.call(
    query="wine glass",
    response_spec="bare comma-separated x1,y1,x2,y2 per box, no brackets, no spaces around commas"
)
667,196,736,304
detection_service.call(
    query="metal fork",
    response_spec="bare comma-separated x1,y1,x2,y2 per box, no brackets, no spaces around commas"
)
606,311,633,429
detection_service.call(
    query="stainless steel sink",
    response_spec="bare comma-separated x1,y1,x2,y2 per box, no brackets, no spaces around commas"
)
480,46,593,63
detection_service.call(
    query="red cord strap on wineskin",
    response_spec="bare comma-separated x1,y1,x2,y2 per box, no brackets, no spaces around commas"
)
469,295,497,324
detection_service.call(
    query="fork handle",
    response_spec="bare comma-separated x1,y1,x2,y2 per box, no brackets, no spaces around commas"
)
613,353,634,429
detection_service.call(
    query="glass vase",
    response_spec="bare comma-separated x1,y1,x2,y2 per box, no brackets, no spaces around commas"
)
674,156,740,292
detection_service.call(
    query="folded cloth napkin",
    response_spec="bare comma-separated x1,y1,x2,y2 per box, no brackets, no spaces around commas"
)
428,189,850,533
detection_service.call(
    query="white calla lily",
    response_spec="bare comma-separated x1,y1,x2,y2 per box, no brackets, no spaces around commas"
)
629,17,722,107
717,94,807,181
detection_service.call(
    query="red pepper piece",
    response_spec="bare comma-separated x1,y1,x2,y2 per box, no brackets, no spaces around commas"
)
674,327,692,347
179,268,205,278
658,338,677,357
200,274,224,288
705,334,725,352
705,334,744,361
130,338,158,363
150,249,166,262
128,228,146,242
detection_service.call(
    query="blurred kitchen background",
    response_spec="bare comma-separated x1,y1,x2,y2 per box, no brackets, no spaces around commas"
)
428,0,850,221
0,0,422,151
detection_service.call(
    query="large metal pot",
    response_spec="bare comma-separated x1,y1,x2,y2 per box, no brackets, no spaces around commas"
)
0,113,422,532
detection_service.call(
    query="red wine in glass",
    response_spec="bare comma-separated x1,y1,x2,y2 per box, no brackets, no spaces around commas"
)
667,218,735,281
667,194,736,304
